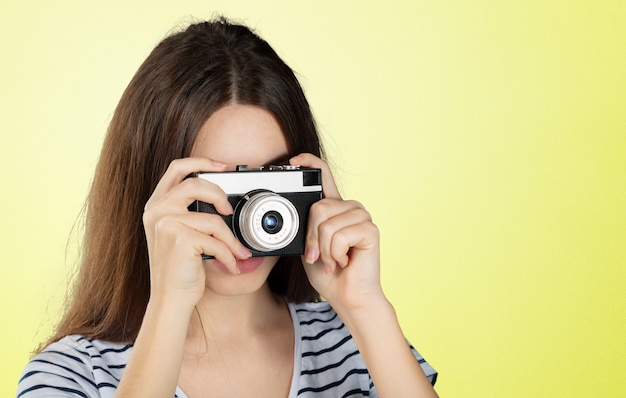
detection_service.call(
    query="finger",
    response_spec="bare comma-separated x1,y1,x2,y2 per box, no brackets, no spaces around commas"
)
148,176,233,216
175,212,252,260
304,199,367,265
152,213,246,275
183,227,241,275
289,153,341,200
329,222,379,269
317,207,372,268
148,157,228,209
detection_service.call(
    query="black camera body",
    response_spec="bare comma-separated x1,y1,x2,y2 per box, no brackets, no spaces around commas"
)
190,165,322,258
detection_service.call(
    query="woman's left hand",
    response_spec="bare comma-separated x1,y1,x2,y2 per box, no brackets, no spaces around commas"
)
290,153,385,313
291,154,438,398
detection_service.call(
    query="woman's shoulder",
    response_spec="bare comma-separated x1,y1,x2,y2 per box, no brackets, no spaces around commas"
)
53,334,132,351
289,300,358,364
290,300,335,316
288,301,373,397
17,335,133,397
33,334,133,368
288,300,438,388
289,300,346,336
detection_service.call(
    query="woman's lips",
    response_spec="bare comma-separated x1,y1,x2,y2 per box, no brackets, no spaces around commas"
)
211,256,264,274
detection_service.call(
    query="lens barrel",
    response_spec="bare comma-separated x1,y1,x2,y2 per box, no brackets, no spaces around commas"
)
237,191,299,252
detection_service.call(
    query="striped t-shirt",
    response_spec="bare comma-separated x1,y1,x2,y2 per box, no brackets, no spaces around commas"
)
17,301,437,397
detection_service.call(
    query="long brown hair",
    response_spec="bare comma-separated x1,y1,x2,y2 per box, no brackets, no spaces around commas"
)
44,18,323,347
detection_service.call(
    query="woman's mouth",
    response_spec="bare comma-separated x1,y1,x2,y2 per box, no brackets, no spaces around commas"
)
211,256,264,274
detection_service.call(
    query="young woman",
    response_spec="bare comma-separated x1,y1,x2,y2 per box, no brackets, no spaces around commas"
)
17,18,438,398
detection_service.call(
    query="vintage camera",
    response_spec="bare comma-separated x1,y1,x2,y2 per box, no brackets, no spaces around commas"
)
190,165,322,258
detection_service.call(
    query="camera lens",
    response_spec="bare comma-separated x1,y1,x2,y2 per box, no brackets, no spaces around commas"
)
236,191,299,252
262,211,283,234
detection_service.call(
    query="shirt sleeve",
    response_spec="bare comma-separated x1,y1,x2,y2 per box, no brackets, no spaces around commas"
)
16,338,101,398
410,343,438,385
368,341,438,398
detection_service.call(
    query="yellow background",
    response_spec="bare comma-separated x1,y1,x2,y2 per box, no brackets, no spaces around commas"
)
2,1,625,396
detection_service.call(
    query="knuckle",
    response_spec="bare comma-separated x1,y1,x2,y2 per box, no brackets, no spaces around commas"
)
309,199,332,218
153,214,181,236
143,206,166,228
168,157,185,172
308,201,323,217
333,230,350,248
142,207,155,224
355,207,372,221
347,199,365,210
179,176,200,190
317,219,335,238
366,221,380,237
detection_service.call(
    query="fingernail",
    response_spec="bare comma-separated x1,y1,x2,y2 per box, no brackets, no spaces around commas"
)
289,155,301,165
222,201,234,215
212,160,227,168
324,263,333,274
305,247,318,264
239,246,252,259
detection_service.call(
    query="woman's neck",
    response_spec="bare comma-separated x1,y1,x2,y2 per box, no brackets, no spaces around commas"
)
185,283,287,350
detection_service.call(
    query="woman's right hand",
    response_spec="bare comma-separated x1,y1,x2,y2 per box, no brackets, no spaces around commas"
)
142,157,251,308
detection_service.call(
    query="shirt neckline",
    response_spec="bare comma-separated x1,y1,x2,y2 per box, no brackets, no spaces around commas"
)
286,301,302,398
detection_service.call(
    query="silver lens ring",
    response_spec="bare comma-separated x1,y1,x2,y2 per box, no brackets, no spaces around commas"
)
238,192,299,252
